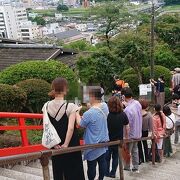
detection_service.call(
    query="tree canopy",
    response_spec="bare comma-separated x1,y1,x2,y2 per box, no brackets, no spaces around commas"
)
57,4,69,12
91,2,130,48
114,32,150,83
32,16,46,25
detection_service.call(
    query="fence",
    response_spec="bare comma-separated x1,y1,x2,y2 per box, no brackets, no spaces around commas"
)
0,137,157,180
0,112,157,180
0,112,47,156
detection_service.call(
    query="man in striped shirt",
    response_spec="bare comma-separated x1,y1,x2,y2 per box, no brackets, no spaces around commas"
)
172,68,180,89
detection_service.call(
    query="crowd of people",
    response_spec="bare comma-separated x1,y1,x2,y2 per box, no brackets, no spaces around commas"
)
42,67,180,180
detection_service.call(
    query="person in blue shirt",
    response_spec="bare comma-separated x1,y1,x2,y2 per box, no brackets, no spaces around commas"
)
76,86,109,180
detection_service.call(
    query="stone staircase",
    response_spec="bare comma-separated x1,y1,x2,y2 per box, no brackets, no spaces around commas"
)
0,145,179,180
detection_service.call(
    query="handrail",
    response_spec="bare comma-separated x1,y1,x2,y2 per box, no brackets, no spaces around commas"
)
0,137,153,165
0,136,158,180
0,112,42,119
0,112,45,156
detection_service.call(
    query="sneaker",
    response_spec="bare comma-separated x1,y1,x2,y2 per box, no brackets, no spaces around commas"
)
132,168,139,173
109,174,116,178
124,168,131,171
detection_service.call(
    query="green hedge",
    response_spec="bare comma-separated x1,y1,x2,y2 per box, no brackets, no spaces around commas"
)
0,60,76,84
0,84,27,112
121,65,171,96
143,65,171,87
120,68,136,77
0,60,80,101
123,74,139,96
16,79,51,113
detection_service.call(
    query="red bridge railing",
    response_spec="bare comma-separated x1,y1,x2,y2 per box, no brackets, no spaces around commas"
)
0,112,47,157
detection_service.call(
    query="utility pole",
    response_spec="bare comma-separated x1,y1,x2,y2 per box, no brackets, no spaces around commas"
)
150,1,155,103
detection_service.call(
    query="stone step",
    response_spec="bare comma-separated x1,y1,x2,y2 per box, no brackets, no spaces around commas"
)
12,165,43,177
0,176,16,180
0,167,43,180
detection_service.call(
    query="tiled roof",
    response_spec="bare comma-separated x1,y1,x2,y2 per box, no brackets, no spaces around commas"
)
0,43,78,71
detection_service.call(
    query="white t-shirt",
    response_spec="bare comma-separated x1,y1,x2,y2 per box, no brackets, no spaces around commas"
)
166,113,175,129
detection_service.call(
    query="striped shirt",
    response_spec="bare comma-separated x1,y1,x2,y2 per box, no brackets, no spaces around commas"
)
172,73,180,88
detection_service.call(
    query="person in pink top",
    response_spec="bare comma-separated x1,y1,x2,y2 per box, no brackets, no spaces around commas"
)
152,104,166,162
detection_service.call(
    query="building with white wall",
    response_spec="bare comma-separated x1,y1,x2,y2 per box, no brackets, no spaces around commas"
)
0,4,40,41
20,21,42,41
41,23,66,36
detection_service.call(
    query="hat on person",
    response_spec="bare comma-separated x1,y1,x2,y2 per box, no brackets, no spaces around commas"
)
174,67,180,72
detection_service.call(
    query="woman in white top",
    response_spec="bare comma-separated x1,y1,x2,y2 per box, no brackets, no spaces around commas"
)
163,106,175,157
42,77,85,180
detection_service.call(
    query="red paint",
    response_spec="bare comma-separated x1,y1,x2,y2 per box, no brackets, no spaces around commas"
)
0,112,44,157
0,145,47,157
0,112,83,157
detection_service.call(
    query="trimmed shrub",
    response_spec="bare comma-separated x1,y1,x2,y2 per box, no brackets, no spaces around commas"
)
121,68,136,78
143,65,171,87
0,84,27,112
0,60,76,85
123,74,139,96
165,87,171,104
16,79,51,113
0,60,80,100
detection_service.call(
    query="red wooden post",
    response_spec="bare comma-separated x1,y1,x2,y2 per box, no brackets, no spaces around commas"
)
18,117,29,146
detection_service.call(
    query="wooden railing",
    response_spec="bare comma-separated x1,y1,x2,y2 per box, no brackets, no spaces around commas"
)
0,137,158,180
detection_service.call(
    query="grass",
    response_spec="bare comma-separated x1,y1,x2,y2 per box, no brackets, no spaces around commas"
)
31,7,90,17
162,4,180,11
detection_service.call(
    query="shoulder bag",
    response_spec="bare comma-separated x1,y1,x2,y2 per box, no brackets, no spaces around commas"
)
42,102,61,149
166,116,175,136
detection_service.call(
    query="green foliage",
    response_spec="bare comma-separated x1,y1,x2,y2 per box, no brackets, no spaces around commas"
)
114,32,150,83
165,87,171,103
32,16,46,25
143,65,171,87
120,68,136,78
57,4,69,12
155,14,180,48
64,40,97,51
0,84,27,112
0,60,76,85
91,2,130,48
164,0,180,5
16,79,51,113
0,60,79,101
77,48,120,91
123,74,139,96
154,44,179,70
121,65,171,94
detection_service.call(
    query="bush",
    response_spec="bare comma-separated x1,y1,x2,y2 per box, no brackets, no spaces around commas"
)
143,65,171,87
0,60,80,100
123,74,139,96
121,68,136,78
0,84,27,112
16,79,51,113
165,87,171,104
0,60,76,84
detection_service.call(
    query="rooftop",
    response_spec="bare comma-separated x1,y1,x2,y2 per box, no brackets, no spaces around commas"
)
0,38,78,71
47,29,82,40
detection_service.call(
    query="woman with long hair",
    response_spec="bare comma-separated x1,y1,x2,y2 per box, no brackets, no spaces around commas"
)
42,77,85,180
163,106,175,157
152,104,166,162
106,96,129,178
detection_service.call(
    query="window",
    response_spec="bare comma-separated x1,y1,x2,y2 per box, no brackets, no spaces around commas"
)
21,29,29,32
22,33,30,36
